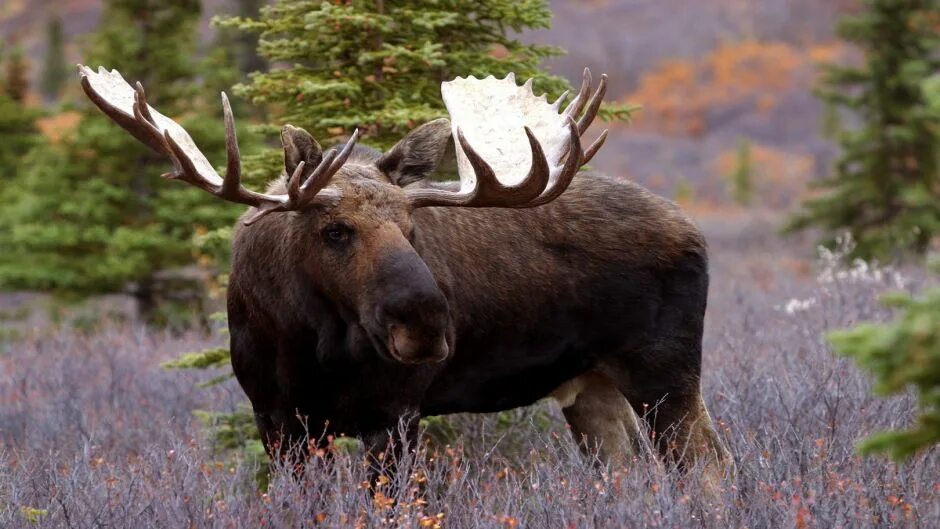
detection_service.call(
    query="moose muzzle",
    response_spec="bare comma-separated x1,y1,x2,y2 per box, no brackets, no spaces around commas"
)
370,249,450,364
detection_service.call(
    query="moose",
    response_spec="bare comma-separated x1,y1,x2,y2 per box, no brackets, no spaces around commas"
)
79,65,730,479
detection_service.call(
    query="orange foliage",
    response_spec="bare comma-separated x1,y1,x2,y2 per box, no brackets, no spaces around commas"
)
0,0,25,20
35,111,81,144
626,41,844,136
627,59,700,136
711,141,816,208
708,41,802,94
807,42,846,64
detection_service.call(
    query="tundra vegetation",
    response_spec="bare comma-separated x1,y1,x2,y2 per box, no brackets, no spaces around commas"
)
0,0,938,528
1,232,937,527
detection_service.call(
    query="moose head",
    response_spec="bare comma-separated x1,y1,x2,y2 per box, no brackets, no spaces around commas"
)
77,66,608,365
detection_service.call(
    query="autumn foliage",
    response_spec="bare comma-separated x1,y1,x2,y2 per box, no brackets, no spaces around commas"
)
627,41,845,137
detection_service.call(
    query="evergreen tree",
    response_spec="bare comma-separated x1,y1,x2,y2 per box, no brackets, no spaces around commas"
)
827,74,940,460
786,0,940,260
0,93,41,181
0,0,249,323
40,16,69,102
0,55,42,180
217,0,632,151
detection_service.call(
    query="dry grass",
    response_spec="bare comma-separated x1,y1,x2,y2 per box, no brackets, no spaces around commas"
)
1,218,938,528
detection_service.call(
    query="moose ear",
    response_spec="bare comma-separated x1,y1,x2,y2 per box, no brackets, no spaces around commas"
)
281,125,323,180
377,118,452,187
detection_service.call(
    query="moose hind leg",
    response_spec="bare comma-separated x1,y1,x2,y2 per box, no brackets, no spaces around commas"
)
553,372,649,468
612,251,732,480
635,385,731,474
618,337,731,475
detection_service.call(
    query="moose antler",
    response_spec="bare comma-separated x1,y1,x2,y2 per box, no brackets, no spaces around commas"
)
77,65,359,225
407,68,608,209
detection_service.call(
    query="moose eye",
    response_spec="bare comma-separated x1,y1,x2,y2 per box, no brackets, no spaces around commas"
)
322,224,352,245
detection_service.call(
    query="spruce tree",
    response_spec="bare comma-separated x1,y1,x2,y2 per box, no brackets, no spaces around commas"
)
786,0,940,260
217,0,632,151
0,94,41,181
827,74,940,460
0,0,246,323
40,16,69,102
0,48,42,179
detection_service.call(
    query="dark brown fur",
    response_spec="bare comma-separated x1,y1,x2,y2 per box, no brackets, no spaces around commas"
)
228,123,730,476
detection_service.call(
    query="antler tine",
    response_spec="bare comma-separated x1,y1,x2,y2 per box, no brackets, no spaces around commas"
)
516,127,552,202
296,128,360,206
131,82,175,159
407,126,550,208
219,92,243,198
134,82,160,129
459,126,550,206
296,149,339,208
456,127,500,203
581,129,608,166
555,71,608,167
526,117,582,207
327,129,361,175
576,73,608,135
563,68,592,118
243,155,315,226
551,90,570,111
287,161,307,202
300,149,339,194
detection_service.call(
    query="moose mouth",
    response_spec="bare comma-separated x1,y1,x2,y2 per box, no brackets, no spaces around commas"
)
364,324,448,365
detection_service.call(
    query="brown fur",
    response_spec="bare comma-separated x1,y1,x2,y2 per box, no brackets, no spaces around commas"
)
227,123,730,480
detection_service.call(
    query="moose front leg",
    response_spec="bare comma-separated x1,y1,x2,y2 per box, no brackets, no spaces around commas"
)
552,371,655,468
253,409,326,479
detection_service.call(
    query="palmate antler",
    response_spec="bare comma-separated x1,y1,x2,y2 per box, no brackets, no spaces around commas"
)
79,65,608,219
405,68,608,209
78,65,359,224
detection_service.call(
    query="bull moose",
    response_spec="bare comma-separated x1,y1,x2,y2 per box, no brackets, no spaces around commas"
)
78,65,730,478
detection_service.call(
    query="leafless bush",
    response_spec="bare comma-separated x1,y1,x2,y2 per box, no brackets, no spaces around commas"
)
1,230,937,528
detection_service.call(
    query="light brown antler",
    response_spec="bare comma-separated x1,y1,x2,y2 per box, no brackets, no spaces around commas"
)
565,68,609,167
408,68,608,209
78,65,359,225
